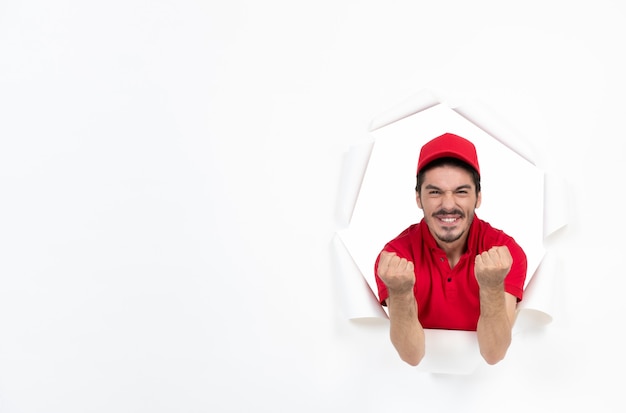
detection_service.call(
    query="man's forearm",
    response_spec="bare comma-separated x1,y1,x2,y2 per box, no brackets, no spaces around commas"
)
387,291,425,366
476,284,511,365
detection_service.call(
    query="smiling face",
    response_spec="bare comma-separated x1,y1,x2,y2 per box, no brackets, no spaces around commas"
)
416,163,481,249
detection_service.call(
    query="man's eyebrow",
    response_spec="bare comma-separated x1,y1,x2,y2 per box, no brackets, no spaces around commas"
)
455,184,473,191
424,184,472,191
424,184,441,190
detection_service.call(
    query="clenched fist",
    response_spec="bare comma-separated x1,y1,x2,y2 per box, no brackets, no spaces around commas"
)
474,246,513,289
377,251,415,295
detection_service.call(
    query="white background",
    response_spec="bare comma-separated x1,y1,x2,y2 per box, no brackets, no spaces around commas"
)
0,1,624,412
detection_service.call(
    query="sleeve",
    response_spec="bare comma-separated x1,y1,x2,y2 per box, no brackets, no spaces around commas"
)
374,248,390,306
503,238,527,301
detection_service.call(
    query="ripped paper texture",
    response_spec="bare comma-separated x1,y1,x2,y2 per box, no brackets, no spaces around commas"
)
334,92,566,374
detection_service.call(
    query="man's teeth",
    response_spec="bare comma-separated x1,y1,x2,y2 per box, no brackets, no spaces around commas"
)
441,217,457,223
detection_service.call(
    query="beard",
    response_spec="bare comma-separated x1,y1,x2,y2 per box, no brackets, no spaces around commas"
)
435,227,465,243
432,209,474,244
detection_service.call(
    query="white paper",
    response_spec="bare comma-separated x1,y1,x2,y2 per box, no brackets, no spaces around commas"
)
513,250,560,334
331,234,388,320
543,172,569,238
334,140,374,230
416,329,481,375
368,89,441,132
453,102,538,165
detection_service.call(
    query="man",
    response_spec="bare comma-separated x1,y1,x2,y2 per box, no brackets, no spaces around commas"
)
374,132,527,366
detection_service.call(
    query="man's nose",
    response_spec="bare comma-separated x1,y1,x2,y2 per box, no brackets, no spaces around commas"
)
441,191,456,207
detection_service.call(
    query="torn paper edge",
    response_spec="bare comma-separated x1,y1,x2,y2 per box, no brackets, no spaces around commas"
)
333,90,567,374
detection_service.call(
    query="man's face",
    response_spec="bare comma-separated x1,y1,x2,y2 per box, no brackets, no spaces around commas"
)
416,164,481,246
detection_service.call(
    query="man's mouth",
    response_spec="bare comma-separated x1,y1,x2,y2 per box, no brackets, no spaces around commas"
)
434,211,464,226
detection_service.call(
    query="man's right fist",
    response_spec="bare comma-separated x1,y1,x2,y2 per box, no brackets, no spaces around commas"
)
377,251,415,295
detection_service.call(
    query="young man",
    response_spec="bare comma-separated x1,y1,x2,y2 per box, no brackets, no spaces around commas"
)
374,133,527,366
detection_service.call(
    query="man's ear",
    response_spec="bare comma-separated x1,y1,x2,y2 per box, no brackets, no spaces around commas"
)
476,191,482,209
416,191,423,210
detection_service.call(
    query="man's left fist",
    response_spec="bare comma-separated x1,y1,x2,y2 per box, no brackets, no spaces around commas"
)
474,246,513,289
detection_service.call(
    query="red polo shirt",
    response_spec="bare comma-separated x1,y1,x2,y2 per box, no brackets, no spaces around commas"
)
374,216,527,331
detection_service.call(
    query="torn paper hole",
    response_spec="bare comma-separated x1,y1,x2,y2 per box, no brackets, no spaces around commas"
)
334,91,566,374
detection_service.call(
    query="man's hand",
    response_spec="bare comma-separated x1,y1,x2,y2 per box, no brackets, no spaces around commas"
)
378,251,424,366
377,251,415,295
474,246,513,289
474,246,515,365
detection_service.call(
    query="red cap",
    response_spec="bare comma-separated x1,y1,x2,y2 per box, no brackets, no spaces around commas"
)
417,133,480,175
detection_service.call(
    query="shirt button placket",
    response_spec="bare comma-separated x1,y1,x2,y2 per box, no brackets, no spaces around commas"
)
438,256,452,283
